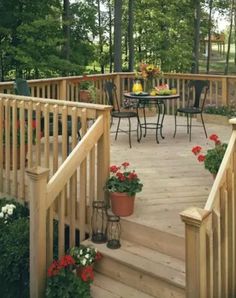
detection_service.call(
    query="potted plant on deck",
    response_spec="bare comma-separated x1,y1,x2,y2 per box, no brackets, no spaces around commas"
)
104,162,143,217
192,134,227,178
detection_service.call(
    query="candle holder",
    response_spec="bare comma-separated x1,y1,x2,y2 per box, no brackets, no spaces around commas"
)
91,200,107,243
106,214,121,249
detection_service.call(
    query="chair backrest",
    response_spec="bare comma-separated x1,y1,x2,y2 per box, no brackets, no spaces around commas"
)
104,81,120,112
189,80,209,110
14,78,31,96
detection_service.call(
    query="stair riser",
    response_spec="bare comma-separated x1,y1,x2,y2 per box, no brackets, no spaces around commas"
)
121,219,185,261
95,256,185,298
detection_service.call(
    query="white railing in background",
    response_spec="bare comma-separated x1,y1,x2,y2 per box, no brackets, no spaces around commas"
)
181,118,236,298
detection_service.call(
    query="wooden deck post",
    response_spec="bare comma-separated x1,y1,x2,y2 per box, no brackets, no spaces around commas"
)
114,73,121,109
59,79,67,100
26,167,49,298
180,207,211,298
97,109,111,203
221,77,228,106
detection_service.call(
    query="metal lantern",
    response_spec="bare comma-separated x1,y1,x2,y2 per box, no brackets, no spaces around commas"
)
91,200,107,243
106,215,121,249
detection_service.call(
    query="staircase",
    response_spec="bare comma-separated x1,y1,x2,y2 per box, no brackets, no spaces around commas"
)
87,218,186,298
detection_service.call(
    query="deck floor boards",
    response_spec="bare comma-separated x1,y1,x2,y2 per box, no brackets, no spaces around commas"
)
110,115,231,237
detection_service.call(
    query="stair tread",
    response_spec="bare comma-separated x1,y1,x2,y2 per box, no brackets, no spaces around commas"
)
91,272,155,298
84,239,185,288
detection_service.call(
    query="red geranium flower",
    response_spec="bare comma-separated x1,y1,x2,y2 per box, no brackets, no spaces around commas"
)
80,265,94,282
209,134,219,143
122,162,130,168
110,165,119,173
197,154,205,162
192,145,202,155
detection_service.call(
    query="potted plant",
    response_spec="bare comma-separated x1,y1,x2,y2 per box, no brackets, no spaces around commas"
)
192,134,227,178
104,162,143,216
69,245,102,278
79,80,96,103
45,255,91,298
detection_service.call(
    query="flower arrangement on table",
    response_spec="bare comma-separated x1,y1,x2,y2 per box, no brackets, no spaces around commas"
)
192,134,227,176
104,162,143,196
135,62,162,93
46,245,102,298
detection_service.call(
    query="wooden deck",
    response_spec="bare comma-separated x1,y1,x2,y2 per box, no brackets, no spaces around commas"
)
109,115,232,238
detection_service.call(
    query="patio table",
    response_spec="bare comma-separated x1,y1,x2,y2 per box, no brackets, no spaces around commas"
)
124,92,180,143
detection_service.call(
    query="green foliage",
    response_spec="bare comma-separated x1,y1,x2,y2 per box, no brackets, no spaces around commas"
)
45,268,91,298
0,198,29,298
46,254,92,298
204,143,227,174
192,134,227,175
204,105,236,118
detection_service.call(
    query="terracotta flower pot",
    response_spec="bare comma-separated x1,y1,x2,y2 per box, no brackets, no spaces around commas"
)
110,192,135,217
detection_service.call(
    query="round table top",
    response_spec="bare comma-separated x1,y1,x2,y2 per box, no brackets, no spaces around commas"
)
124,92,180,100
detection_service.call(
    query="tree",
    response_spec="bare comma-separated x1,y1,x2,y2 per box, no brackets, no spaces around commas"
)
128,0,134,71
114,0,122,72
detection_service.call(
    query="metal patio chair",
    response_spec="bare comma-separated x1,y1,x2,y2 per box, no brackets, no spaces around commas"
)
173,80,209,141
104,81,140,148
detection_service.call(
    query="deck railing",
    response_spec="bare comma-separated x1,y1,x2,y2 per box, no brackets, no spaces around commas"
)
181,118,236,298
1,72,236,116
26,108,110,297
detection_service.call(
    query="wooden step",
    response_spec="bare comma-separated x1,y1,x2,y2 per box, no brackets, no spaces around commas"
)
91,273,155,298
84,239,185,298
120,219,185,260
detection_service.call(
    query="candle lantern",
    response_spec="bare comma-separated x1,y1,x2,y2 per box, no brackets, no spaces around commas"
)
106,215,121,249
91,200,107,243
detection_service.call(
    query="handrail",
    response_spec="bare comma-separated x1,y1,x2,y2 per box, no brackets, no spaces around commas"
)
46,114,104,208
181,117,236,297
26,104,111,297
205,128,236,210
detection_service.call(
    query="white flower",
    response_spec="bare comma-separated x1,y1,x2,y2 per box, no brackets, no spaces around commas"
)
80,249,83,255
0,212,4,218
10,204,16,209
2,206,7,213
4,220,7,224
85,254,90,259
81,259,87,266
87,248,90,252
7,209,13,215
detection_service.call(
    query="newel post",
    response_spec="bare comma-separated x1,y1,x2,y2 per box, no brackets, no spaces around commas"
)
27,167,49,298
180,207,211,298
59,79,67,100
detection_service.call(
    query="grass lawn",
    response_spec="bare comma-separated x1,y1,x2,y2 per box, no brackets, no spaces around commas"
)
199,43,236,74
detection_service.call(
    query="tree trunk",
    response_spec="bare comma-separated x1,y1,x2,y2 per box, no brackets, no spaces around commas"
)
114,0,122,72
62,0,70,61
97,0,104,73
128,0,134,72
206,0,213,73
192,0,201,73
225,0,234,74
108,0,113,73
